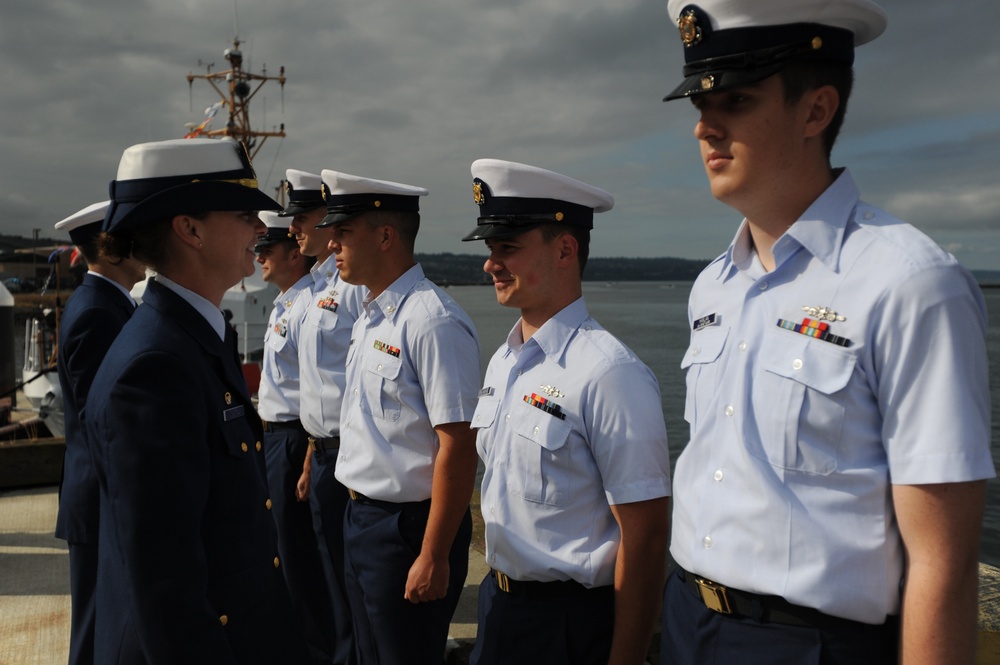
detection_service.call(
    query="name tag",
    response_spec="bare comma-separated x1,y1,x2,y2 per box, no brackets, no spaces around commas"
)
223,405,245,421
478,386,495,398
693,313,718,331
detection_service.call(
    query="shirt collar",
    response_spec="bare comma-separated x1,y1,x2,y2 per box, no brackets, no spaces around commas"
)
505,297,589,365
154,274,226,340
365,263,424,323
274,273,313,309
87,270,138,307
713,168,859,281
311,253,337,288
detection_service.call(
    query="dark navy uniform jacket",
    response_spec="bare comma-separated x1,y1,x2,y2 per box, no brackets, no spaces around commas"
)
56,272,135,544
85,278,306,664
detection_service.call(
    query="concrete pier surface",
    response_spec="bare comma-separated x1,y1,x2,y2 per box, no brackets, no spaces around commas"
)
4,485,999,664
0,486,492,665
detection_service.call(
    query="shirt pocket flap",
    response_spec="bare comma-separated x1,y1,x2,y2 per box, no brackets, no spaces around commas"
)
681,326,729,369
471,396,501,429
512,402,572,452
760,329,855,395
364,352,402,380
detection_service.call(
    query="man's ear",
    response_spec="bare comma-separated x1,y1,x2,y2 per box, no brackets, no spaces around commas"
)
803,84,839,140
555,231,579,268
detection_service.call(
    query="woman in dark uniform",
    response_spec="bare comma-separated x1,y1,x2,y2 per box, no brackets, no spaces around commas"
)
85,138,308,664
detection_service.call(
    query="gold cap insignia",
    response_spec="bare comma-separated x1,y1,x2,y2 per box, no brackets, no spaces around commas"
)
555,212,564,222
321,183,328,201
678,9,703,47
473,181,485,206
811,36,823,50
701,75,715,91
284,180,293,194
225,391,232,405
374,200,381,208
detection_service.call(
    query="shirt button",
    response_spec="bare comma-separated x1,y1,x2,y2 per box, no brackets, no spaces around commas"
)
241,442,248,453
738,342,747,352
759,282,768,291
517,370,523,376
724,405,734,417
377,364,383,371
792,359,803,370
703,536,713,549
491,554,496,563
691,347,701,357
505,414,511,423
273,557,280,568
533,426,539,435
713,469,724,482
265,499,272,510
864,211,875,220
354,388,359,395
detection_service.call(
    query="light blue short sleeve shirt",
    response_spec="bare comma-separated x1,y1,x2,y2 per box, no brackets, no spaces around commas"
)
298,254,366,438
473,298,672,588
335,264,481,502
670,169,995,624
256,273,312,423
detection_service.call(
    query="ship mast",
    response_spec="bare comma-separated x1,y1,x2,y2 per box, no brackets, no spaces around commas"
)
186,37,286,161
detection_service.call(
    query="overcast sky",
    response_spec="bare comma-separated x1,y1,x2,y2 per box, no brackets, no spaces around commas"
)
1,0,997,269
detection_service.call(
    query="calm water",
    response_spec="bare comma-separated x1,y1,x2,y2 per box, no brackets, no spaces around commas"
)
445,281,1000,568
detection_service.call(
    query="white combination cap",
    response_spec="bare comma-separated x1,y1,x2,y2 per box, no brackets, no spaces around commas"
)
280,169,325,217
316,170,429,228
462,158,613,242
254,210,296,251
105,138,280,232
663,0,887,100
54,200,110,245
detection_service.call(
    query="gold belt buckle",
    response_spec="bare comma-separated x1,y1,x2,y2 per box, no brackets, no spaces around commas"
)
695,577,732,614
348,488,360,501
494,570,511,593
307,436,317,452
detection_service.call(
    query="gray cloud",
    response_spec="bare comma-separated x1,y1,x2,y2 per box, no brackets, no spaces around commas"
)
1,0,997,269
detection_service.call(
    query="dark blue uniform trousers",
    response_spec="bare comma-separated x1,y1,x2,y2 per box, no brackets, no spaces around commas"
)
309,446,356,665
343,498,472,665
469,572,614,665
67,540,98,665
660,568,899,665
264,427,339,664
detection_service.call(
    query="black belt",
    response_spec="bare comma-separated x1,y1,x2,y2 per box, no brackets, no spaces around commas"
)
307,435,340,452
261,419,304,433
678,567,876,630
491,569,612,600
346,488,428,510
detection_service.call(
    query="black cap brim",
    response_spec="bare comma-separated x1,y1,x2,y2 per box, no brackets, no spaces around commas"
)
461,221,544,242
315,210,365,229
663,61,786,101
105,181,281,232
277,203,325,217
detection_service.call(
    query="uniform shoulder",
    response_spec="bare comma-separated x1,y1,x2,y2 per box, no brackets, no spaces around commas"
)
409,279,470,322
571,320,642,368
851,202,960,273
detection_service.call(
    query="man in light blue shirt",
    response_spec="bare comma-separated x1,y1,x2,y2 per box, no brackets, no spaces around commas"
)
283,168,363,665
461,159,672,665
322,169,480,665
255,210,333,664
659,1,994,663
